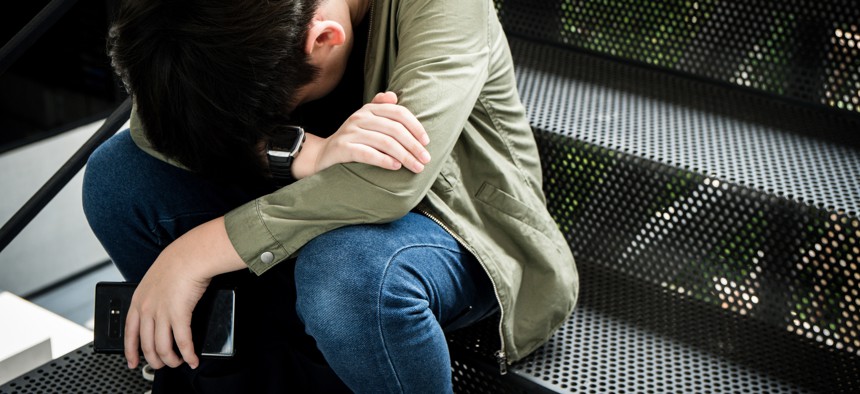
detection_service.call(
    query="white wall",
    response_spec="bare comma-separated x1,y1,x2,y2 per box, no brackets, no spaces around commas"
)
0,120,126,295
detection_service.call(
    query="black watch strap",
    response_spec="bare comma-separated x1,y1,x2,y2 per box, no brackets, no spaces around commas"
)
268,155,297,187
266,125,305,188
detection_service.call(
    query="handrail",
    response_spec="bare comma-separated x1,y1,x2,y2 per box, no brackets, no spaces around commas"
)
0,0,126,254
0,98,132,253
0,0,79,76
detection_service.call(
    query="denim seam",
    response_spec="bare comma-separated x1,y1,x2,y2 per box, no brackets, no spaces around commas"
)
376,243,463,392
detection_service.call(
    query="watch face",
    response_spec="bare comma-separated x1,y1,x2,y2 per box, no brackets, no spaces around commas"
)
268,126,304,157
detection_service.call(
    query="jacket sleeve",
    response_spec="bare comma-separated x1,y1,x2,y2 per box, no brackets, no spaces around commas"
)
224,0,491,274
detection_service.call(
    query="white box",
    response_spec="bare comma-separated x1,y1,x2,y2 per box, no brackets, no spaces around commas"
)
0,292,92,385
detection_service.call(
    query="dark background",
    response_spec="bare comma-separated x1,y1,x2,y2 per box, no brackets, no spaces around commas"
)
0,0,125,154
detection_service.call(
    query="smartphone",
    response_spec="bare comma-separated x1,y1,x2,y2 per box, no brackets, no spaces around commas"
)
93,282,237,358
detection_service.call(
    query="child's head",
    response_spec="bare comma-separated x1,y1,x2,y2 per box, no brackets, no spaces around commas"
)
109,0,356,183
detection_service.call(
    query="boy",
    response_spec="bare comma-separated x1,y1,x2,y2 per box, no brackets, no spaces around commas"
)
85,0,577,391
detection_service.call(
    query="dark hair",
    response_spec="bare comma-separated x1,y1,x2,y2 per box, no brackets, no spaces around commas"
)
108,0,320,184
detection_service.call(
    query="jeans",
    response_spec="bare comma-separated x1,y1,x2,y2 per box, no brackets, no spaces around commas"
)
82,130,498,393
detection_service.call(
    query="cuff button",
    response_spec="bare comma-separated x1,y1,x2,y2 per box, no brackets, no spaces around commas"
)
260,251,275,264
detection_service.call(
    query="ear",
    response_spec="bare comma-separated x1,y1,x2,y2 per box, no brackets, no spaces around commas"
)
304,20,346,55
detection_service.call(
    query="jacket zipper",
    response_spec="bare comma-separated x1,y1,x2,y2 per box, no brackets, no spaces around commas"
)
417,206,509,375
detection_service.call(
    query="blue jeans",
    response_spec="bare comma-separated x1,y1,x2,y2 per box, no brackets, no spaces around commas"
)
83,130,498,393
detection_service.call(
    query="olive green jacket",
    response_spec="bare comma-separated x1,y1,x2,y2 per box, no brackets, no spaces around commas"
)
129,0,577,366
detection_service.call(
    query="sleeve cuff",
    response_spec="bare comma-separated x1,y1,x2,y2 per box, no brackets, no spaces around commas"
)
223,199,290,275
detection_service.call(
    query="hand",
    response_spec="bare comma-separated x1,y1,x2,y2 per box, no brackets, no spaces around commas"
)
124,217,246,370
292,92,431,179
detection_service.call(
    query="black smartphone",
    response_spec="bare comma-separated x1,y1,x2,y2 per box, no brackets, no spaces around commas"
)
93,282,237,358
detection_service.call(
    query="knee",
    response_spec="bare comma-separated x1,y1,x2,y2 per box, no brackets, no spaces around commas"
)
294,229,433,331
295,226,386,284
82,130,134,233
294,227,388,330
82,130,163,280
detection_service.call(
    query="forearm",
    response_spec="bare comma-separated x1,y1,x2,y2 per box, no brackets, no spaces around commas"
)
177,216,247,278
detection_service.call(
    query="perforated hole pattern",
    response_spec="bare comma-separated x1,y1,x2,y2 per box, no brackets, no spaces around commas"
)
469,45,858,394
497,0,860,116
509,33,860,360
450,1,860,391
0,344,150,394
512,37,860,216
451,125,860,392
504,255,860,393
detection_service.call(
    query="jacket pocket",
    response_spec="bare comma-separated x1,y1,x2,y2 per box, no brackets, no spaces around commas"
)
475,182,559,245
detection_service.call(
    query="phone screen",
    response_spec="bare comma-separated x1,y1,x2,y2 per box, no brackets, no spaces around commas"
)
194,288,236,357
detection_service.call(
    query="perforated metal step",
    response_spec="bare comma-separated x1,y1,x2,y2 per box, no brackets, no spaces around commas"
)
0,344,151,394
451,262,860,393
498,0,860,117
449,37,860,393
509,35,860,350
511,37,860,215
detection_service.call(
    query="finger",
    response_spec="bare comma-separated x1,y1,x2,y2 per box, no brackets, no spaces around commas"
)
346,143,403,171
367,104,429,146
124,308,141,369
371,91,398,105
173,324,199,369
155,319,183,368
370,91,397,104
357,115,430,167
351,129,425,173
139,316,164,369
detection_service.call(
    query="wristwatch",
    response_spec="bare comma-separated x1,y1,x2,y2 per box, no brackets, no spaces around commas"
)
266,125,306,187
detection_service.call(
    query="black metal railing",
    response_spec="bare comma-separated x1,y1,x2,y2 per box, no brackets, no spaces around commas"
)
0,0,131,253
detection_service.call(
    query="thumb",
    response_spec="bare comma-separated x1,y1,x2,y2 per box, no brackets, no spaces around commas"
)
371,91,398,104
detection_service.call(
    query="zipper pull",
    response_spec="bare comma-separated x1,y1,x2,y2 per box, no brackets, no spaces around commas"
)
494,350,508,375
